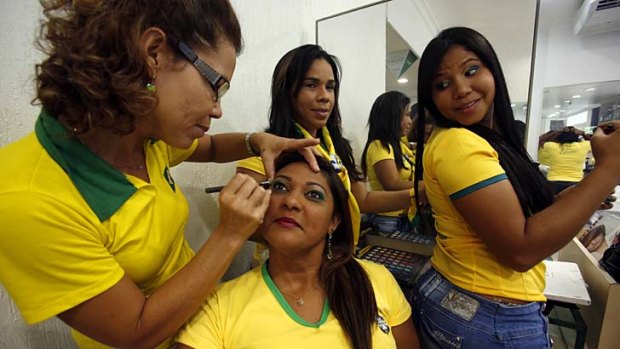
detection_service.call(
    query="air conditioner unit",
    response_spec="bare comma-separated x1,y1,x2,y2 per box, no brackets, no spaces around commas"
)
574,0,620,36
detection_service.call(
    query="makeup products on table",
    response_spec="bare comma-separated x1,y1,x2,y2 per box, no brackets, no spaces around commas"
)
357,245,429,286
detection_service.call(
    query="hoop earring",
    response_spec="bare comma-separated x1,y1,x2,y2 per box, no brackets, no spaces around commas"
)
326,232,333,260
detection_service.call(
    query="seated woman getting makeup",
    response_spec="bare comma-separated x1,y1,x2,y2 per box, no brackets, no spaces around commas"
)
176,154,419,349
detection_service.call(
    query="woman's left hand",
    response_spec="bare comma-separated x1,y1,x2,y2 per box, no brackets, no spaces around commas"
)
251,132,319,178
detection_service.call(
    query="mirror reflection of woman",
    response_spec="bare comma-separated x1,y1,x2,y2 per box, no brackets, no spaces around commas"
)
177,154,420,349
361,91,417,234
410,27,620,348
407,104,434,147
538,126,592,194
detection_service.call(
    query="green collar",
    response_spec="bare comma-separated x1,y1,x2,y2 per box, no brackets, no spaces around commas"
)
35,110,137,222
261,262,330,328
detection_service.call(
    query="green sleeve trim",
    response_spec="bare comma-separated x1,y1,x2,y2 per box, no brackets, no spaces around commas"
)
449,174,508,200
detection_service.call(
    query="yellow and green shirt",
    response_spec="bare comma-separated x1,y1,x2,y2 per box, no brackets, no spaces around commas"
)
0,111,197,348
177,259,411,349
365,138,414,217
538,141,590,182
423,127,546,302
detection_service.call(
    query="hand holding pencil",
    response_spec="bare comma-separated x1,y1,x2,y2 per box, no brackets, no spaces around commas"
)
205,180,271,193
213,174,271,242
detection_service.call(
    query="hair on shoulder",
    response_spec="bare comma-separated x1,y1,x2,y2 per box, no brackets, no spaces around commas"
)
273,153,377,349
361,91,411,179
414,26,554,218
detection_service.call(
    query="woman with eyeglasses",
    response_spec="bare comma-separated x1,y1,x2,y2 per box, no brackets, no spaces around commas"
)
237,45,416,266
0,1,318,348
361,91,417,234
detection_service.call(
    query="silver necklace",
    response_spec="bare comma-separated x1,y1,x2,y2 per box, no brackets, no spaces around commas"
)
112,163,145,170
278,284,319,306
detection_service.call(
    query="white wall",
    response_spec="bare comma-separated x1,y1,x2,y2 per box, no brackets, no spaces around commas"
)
318,3,387,163
526,0,620,157
388,0,438,58
0,0,378,347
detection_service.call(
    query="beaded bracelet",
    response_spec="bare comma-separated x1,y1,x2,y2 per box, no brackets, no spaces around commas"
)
245,132,259,156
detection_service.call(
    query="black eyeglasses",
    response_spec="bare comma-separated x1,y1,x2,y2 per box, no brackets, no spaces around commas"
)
176,41,230,102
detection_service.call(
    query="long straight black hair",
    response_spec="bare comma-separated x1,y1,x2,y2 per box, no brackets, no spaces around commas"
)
267,44,362,181
361,91,411,179
274,153,377,349
414,27,554,217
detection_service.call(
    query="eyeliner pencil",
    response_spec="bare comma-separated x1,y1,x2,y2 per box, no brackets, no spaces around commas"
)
205,180,271,194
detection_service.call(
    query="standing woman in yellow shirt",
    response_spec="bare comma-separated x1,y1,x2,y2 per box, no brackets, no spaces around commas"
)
361,91,416,234
237,45,415,257
409,27,620,348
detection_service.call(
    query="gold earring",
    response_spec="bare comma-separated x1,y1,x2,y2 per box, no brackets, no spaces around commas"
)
146,73,156,93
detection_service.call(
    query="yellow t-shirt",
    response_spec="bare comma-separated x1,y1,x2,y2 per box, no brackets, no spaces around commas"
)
0,112,198,348
237,155,265,175
177,259,411,348
538,141,590,182
423,127,546,302
365,139,414,217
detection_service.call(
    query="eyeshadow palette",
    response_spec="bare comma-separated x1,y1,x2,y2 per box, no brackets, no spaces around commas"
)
357,245,430,286
365,230,435,256
386,230,435,245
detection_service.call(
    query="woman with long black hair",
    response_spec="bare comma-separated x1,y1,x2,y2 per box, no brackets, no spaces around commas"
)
410,26,620,348
361,91,416,234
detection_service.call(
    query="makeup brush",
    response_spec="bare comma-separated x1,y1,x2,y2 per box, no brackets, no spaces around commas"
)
205,180,271,194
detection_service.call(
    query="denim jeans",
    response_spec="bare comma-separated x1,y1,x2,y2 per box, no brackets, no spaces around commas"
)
409,268,551,349
368,214,413,234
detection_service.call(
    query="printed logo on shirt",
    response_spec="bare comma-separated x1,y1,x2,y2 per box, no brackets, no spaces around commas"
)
376,314,390,334
163,166,176,192
330,153,342,173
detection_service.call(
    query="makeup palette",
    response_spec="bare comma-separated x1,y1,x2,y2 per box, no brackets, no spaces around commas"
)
358,245,430,286
387,230,435,245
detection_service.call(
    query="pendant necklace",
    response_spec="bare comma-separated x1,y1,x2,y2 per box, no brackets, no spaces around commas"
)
278,283,319,306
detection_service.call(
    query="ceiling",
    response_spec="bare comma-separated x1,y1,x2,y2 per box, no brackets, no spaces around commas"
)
542,80,620,122
386,0,538,121
385,23,419,102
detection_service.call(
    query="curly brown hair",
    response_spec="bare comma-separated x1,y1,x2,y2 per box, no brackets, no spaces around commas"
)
34,0,242,134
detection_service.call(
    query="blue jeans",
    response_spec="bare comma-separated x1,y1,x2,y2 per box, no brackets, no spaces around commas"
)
410,268,551,349
368,214,413,234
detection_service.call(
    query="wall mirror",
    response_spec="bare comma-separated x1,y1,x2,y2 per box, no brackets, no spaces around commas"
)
540,80,620,134
316,0,539,158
